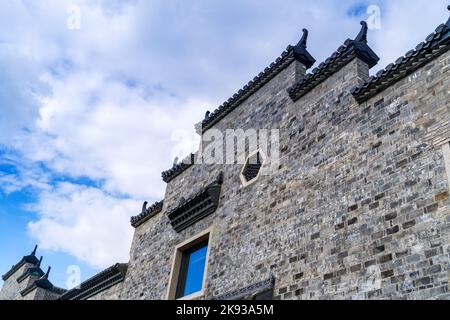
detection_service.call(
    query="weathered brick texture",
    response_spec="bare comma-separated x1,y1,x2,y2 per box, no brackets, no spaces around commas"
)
118,44,449,300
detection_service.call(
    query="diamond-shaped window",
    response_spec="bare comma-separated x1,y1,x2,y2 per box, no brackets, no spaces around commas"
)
240,151,265,186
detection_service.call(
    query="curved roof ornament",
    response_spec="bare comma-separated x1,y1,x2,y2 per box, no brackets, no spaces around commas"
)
349,20,380,68
141,201,148,213
355,21,368,43
446,5,450,27
31,245,38,256
43,266,51,279
293,28,316,68
296,28,309,48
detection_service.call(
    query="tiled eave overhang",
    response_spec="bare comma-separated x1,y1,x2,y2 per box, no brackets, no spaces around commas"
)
168,173,223,232
161,154,195,183
161,30,316,184
130,200,164,228
288,21,380,102
2,246,40,281
20,280,66,297
17,266,44,283
199,29,315,135
59,263,128,300
200,48,296,131
352,22,450,104
20,267,67,297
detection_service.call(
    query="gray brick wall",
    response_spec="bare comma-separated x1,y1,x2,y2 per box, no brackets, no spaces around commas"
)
0,264,41,300
115,48,449,300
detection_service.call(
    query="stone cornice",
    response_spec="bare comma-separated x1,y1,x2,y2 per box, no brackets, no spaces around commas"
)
198,29,315,134
130,200,164,228
352,20,450,103
212,276,275,300
288,21,379,102
168,173,223,232
59,263,128,300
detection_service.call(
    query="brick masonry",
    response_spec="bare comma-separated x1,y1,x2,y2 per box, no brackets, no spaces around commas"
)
0,263,40,300
118,44,450,300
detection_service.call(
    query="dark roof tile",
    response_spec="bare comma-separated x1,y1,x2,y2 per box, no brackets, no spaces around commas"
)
352,14,450,104
288,22,379,102
130,200,164,228
2,245,40,281
59,263,128,300
198,29,315,134
161,153,195,183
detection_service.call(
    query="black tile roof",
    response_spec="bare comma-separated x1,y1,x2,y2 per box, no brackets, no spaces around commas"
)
130,200,164,228
59,263,128,300
352,10,450,103
20,267,66,297
162,30,315,184
168,172,223,232
198,29,316,134
288,21,380,102
2,245,40,281
161,153,195,183
16,256,44,283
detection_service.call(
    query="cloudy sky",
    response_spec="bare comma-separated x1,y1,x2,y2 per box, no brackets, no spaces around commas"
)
0,0,448,289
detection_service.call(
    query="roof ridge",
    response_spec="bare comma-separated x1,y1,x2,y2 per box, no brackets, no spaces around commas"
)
130,200,164,228
198,28,315,134
20,267,54,297
2,245,40,281
59,263,128,300
288,21,379,101
352,16,450,103
162,153,195,183
16,264,45,283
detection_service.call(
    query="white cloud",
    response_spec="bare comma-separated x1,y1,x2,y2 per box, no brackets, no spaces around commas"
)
0,0,448,269
27,182,137,268
371,0,449,70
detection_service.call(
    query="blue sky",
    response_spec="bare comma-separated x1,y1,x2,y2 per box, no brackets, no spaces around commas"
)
0,0,448,290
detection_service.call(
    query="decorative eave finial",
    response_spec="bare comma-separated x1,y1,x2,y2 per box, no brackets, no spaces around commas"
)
142,201,148,213
296,28,309,48
31,245,38,256
43,266,51,279
215,171,224,185
38,256,43,267
350,20,380,69
355,21,368,43
446,5,450,27
293,28,316,69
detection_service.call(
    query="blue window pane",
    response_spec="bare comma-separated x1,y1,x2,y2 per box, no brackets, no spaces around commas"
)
183,244,208,297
